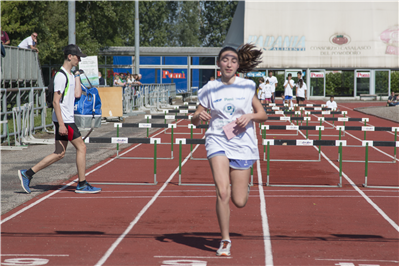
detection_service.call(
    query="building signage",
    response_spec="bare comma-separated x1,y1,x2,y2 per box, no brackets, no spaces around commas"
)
329,34,351,45
356,72,370,78
247,72,265,77
247,35,306,51
310,72,324,78
162,70,186,79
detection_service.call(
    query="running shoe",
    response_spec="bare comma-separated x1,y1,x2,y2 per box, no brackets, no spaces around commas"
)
216,240,231,256
75,182,101,194
18,169,31,194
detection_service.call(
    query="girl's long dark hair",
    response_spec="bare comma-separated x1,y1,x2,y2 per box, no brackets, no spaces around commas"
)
217,44,263,74
298,79,303,88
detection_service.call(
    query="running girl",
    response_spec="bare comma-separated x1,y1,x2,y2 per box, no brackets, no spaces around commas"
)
191,44,267,256
283,73,294,107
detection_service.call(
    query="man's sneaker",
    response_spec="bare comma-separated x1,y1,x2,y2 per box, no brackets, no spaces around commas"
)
75,182,101,194
216,240,231,256
18,170,31,194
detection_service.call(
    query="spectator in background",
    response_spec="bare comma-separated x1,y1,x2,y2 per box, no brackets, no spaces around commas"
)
113,74,125,86
98,71,105,85
283,73,294,107
257,77,265,104
210,76,215,81
127,73,135,85
133,74,142,85
387,91,399,106
264,79,273,104
18,32,39,52
1,27,10,45
295,71,307,105
326,96,339,110
265,70,278,103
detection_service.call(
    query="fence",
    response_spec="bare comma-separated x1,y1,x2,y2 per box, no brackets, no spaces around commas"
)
1,45,44,88
1,87,51,143
122,83,176,113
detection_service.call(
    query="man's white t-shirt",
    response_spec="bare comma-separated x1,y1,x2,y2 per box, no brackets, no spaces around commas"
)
283,80,295,96
326,100,338,109
258,83,266,100
52,67,76,123
198,77,259,160
296,81,307,98
18,36,35,49
265,76,278,93
264,84,273,98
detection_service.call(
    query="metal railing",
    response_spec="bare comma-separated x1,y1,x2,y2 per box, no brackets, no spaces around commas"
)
123,83,176,113
1,87,51,142
1,45,44,88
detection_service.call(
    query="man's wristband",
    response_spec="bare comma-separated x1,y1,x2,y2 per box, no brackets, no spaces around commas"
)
74,74,80,78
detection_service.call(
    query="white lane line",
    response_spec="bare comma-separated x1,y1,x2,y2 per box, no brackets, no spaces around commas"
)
295,125,399,232
1,122,182,225
154,256,232,259
315,258,399,263
50,195,399,199
257,160,274,266
95,142,203,266
1,254,69,257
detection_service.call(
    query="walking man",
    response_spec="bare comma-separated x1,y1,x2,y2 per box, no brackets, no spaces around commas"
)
18,44,101,194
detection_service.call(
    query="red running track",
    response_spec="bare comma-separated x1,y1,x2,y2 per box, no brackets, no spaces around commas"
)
1,101,398,266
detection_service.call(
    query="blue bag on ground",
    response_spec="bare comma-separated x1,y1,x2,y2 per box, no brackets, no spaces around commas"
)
74,83,102,128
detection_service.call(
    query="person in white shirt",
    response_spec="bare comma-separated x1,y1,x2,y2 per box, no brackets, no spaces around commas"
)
326,96,339,111
283,73,295,107
191,44,267,257
18,32,39,52
18,44,101,194
295,71,307,104
264,79,273,104
257,77,266,104
265,70,278,103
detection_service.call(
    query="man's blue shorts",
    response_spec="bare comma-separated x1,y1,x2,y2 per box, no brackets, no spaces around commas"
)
285,95,293,100
208,151,256,170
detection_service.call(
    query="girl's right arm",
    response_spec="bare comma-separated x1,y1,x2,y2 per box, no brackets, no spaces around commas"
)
191,104,212,126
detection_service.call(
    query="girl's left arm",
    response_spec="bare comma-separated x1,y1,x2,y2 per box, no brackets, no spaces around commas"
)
236,95,268,127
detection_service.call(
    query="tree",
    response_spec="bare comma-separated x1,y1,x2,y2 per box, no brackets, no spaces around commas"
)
200,1,238,47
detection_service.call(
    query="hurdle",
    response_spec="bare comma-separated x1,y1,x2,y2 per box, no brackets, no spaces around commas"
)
146,112,206,135
335,126,398,163
260,125,324,162
84,137,159,185
263,139,345,187
363,141,399,189
176,138,254,187
114,123,176,159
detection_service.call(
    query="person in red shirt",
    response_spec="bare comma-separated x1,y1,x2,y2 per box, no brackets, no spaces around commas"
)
1,27,10,45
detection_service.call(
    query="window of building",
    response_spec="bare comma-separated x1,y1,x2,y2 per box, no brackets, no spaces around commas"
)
140,56,161,65
162,56,187,65
326,70,354,97
191,57,216,65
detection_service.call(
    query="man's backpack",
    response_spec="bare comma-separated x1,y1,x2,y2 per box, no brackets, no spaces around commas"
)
46,69,68,108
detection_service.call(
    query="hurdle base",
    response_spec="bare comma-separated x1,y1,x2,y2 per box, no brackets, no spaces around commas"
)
265,183,341,188
339,159,396,163
362,184,399,189
90,182,158,185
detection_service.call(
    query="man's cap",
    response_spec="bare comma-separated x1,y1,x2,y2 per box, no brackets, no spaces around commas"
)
63,44,87,57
